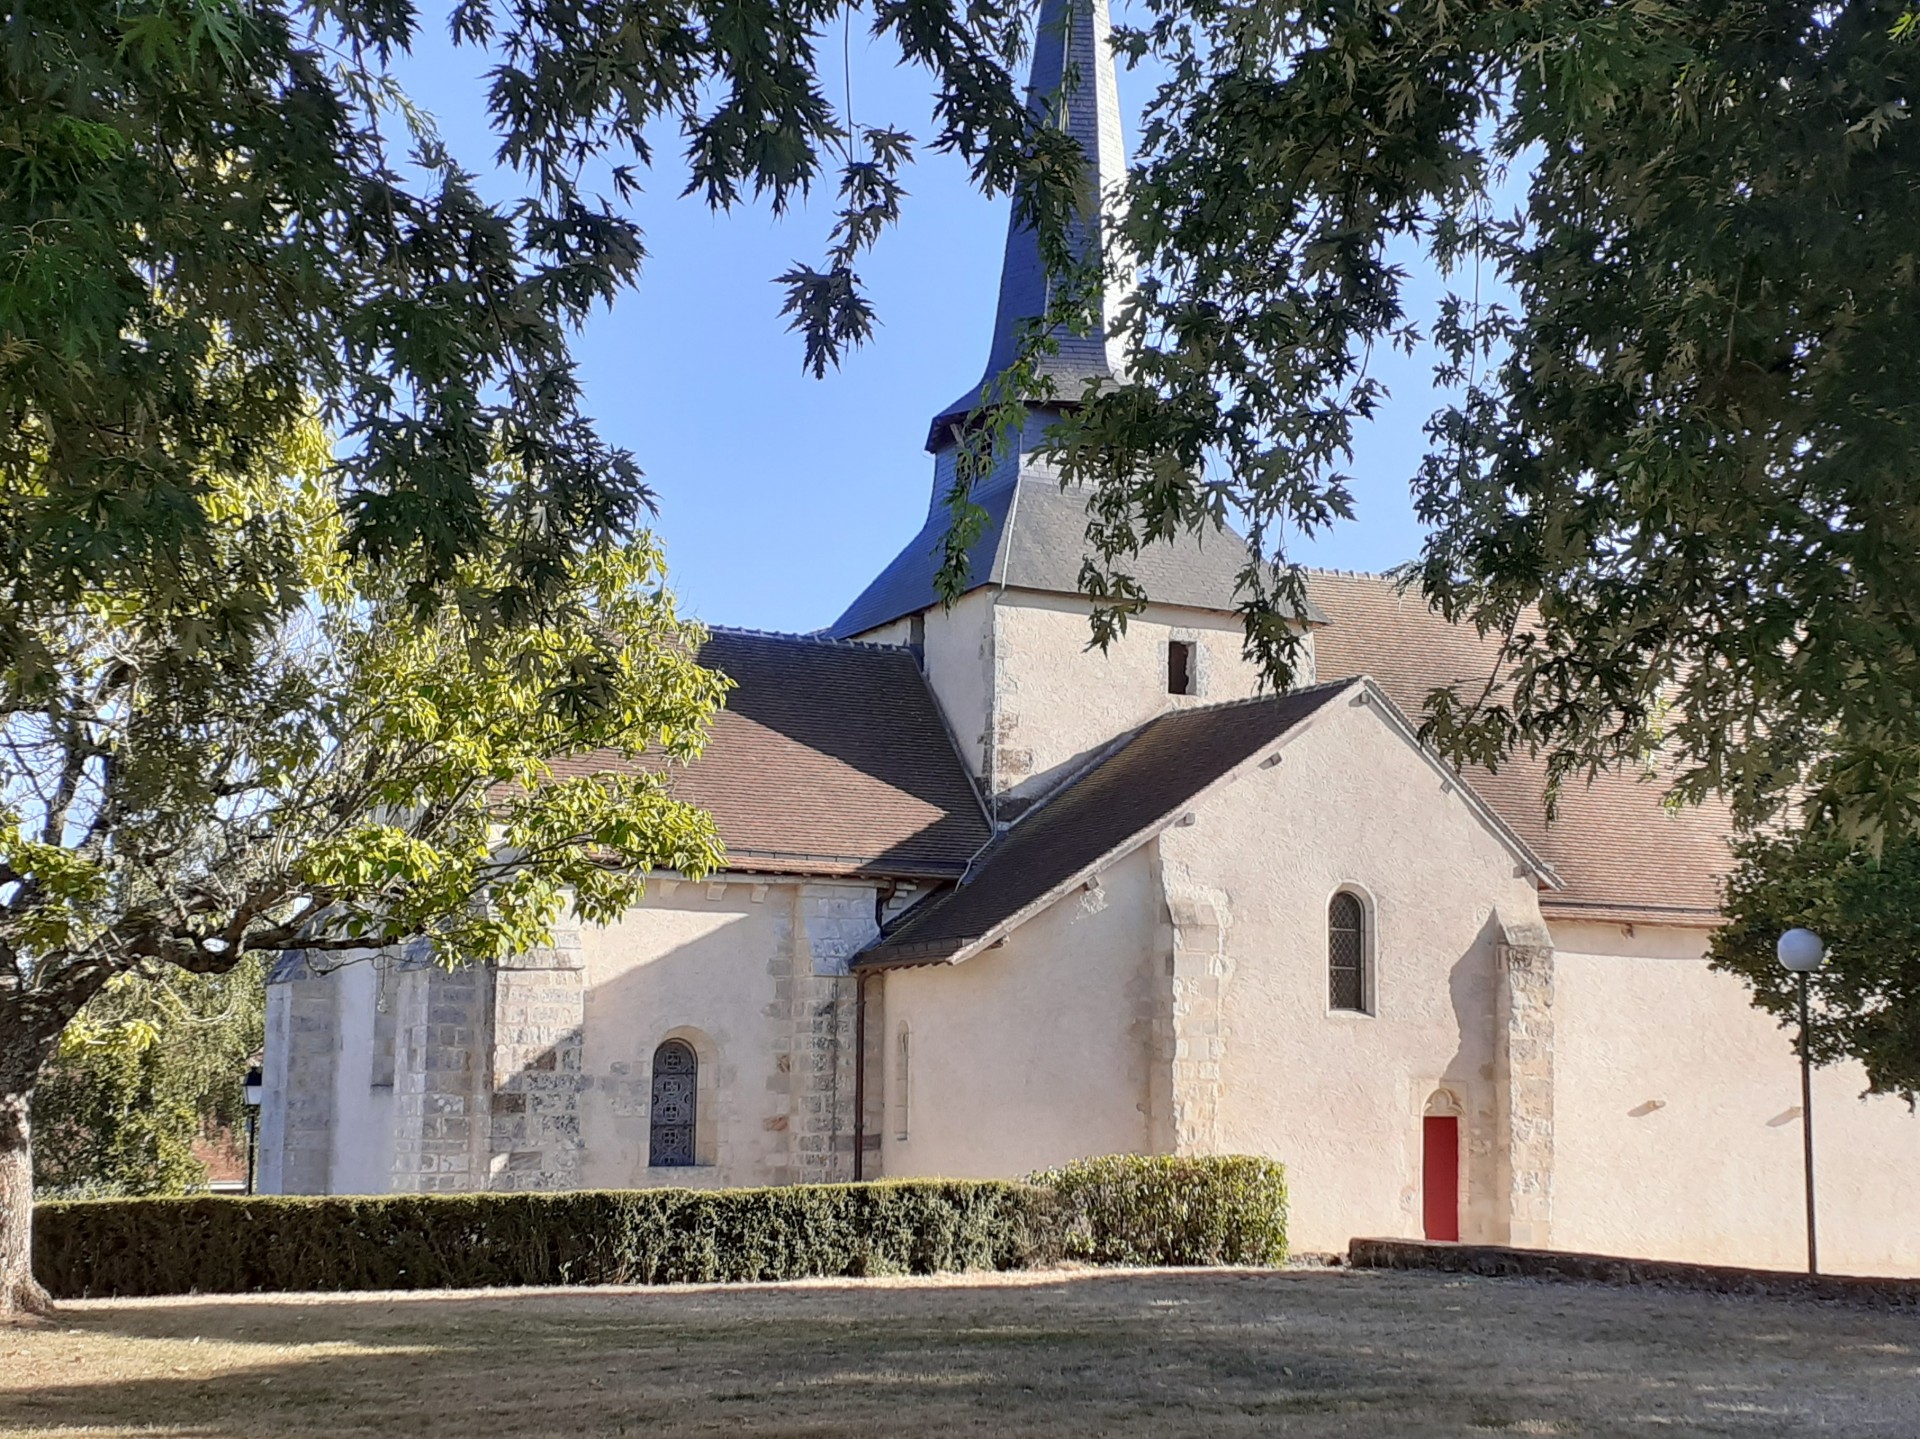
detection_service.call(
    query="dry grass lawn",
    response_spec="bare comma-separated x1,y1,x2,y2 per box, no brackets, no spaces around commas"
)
3,1266,1917,1437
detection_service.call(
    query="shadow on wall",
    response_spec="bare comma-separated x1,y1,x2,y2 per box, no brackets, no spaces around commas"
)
1436,910,1511,1245
565,891,855,1191
368,887,855,1199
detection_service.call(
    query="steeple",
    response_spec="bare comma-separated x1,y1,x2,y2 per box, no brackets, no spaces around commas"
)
924,0,1132,452
830,0,1313,642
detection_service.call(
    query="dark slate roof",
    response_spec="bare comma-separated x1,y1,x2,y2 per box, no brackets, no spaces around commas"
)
1308,570,1732,922
828,476,1328,638
550,629,990,879
925,0,1131,450
855,681,1357,968
839,0,1332,639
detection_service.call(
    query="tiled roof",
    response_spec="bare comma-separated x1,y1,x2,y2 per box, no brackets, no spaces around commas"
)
1307,571,1731,921
857,682,1356,968
551,629,990,880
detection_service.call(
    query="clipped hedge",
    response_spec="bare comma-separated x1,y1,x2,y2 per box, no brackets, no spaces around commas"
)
1036,1154,1288,1267
32,1179,1060,1299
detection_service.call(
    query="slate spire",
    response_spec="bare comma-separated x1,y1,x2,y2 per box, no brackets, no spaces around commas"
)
924,0,1131,452
829,0,1296,644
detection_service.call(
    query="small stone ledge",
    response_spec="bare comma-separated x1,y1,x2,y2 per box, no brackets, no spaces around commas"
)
1347,1238,1920,1307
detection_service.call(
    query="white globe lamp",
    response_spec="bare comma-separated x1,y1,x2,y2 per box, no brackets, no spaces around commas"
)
1774,927,1825,1274
1776,927,1826,974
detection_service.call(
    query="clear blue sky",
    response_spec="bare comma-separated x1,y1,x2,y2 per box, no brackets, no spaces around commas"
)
392,13,1448,634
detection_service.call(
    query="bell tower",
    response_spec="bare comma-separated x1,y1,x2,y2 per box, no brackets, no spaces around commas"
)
832,0,1156,644
831,0,1319,819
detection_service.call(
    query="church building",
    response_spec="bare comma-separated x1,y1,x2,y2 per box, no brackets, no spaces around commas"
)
259,0,1920,1274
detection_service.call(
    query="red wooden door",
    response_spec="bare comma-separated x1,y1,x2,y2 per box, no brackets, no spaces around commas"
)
1422,1116,1460,1241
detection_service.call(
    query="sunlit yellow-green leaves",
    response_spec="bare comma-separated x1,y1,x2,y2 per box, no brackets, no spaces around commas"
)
3,417,723,1105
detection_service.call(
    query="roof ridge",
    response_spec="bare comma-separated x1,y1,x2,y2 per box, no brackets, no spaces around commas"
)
859,682,1358,970
991,678,1361,841
707,625,916,655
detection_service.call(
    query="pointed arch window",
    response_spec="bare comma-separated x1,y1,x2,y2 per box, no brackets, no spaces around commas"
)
649,1039,697,1167
1328,891,1369,1012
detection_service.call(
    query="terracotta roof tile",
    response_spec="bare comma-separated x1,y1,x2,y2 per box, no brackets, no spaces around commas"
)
551,629,990,880
858,682,1355,968
1307,571,1730,919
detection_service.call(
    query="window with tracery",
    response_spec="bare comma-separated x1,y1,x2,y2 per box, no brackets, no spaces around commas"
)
1328,891,1369,1012
649,1039,697,1167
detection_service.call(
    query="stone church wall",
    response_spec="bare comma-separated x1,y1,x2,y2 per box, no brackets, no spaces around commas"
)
987,593,1300,816
1549,918,1920,1277
261,875,880,1196
576,884,793,1188
878,843,1160,1179
1161,691,1544,1255
257,952,340,1196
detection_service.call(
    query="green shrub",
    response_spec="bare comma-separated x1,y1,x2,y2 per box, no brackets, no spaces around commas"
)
1034,1154,1288,1267
32,1179,1062,1299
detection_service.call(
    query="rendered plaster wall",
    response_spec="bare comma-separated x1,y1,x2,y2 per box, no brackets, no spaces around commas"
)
1550,920,1920,1276
325,958,395,1194
576,883,788,1188
1164,691,1545,1255
878,842,1160,1177
575,877,875,1190
990,592,1313,813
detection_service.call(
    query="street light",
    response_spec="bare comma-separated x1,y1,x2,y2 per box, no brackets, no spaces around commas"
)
242,1064,264,1196
1776,927,1824,1275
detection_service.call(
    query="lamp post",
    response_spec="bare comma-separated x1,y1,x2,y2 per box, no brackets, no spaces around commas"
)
1776,927,1825,1275
242,1064,264,1196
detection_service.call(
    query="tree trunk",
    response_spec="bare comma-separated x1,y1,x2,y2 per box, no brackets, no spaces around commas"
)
0,1084,52,1317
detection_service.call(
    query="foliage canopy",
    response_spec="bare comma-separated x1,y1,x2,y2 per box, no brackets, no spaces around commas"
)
2,420,726,1047
1,0,1090,1316
0,402,724,1311
1023,0,1920,844
31,959,266,1198
1,0,1070,647
1714,831,1920,1103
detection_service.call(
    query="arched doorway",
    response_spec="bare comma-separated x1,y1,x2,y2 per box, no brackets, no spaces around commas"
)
1422,1091,1462,1242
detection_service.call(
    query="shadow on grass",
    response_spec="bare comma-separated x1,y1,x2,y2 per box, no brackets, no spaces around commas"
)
8,1269,1919,1438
